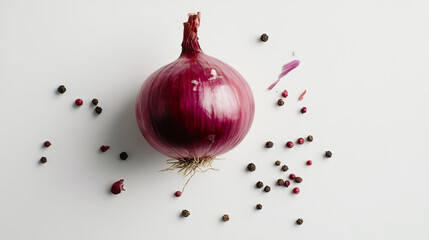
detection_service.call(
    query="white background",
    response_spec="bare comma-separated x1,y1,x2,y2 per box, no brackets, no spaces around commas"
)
1,0,428,239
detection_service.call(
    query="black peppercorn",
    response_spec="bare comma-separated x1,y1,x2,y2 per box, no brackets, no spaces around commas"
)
57,85,66,94
265,141,274,148
260,33,269,42
295,177,303,183
222,214,230,222
281,165,289,172
95,106,103,114
275,160,281,166
40,157,47,164
307,135,313,142
92,98,99,106
181,210,190,217
277,179,285,186
247,163,256,172
296,218,304,225
256,181,264,188
256,204,262,210
325,151,332,158
277,99,284,106
119,152,128,160
264,186,271,192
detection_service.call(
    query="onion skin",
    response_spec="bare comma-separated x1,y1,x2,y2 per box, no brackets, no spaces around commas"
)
136,12,254,159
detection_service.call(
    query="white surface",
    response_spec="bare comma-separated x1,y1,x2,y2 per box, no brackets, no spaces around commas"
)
1,0,429,239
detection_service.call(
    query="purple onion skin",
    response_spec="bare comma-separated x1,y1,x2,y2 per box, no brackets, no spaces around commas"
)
136,13,254,159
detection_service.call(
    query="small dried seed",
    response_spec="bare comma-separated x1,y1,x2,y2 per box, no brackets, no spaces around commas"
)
296,218,304,225
119,152,128,160
264,186,271,192
277,99,284,106
277,179,285,186
295,177,303,183
307,135,313,142
40,157,47,164
256,181,264,188
256,204,262,210
181,210,190,217
281,165,289,172
222,214,230,222
260,33,269,42
247,163,256,172
57,85,66,94
92,98,99,105
275,160,281,166
325,151,332,158
95,106,103,114
265,141,274,148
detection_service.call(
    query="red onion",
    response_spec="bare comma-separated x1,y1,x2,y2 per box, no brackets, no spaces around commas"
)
135,12,254,180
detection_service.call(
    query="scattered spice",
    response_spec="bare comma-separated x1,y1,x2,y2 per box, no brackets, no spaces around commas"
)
247,163,256,172
222,214,230,222
119,152,128,160
256,181,264,188
282,90,288,98
297,138,304,145
260,33,269,42
307,135,313,142
100,145,110,152
95,106,103,114
181,210,190,217
92,98,99,106
75,99,83,106
264,186,271,192
40,156,47,164
295,177,303,183
256,204,263,210
289,174,296,180
281,165,289,172
175,191,182,197
300,107,307,114
57,85,66,94
298,90,307,101
277,179,285,186
268,60,300,90
296,218,304,225
292,187,300,194
284,180,291,187
325,151,332,158
286,141,294,148
265,141,274,148
111,179,125,194
275,160,281,166
306,160,312,166
277,99,284,106
43,141,51,148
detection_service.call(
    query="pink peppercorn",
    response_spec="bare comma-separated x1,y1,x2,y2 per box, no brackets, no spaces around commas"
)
297,138,304,145
289,174,296,180
100,145,110,152
175,191,182,197
75,99,83,106
111,179,125,195
286,141,294,148
282,90,288,98
284,180,290,187
306,160,312,166
293,187,300,194
44,141,51,147
300,107,307,114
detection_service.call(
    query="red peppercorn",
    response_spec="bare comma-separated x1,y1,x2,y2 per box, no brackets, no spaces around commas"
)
44,141,51,147
100,145,110,152
293,187,300,194
282,90,288,98
75,99,83,106
300,107,307,114
289,174,296,180
286,141,294,148
175,191,182,197
284,180,290,187
297,138,304,145
306,160,312,166
111,179,125,194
